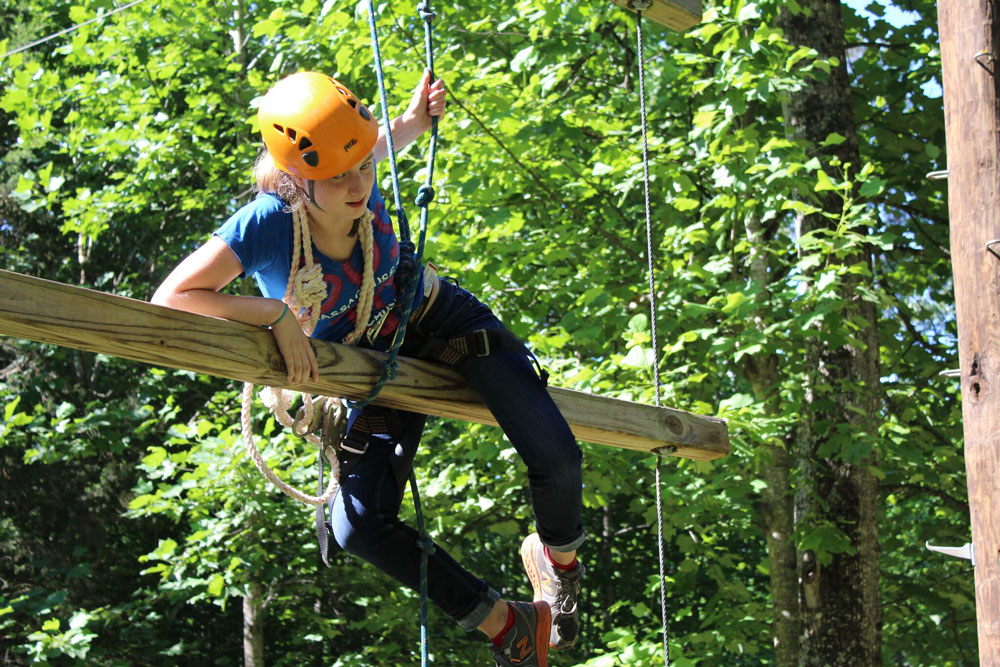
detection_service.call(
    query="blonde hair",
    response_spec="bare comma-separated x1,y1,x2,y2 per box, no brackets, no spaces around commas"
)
254,149,303,209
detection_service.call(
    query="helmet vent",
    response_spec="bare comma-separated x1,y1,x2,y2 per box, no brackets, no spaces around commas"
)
299,137,312,150
347,98,357,109
359,105,371,121
302,151,319,167
273,123,284,133
287,128,297,141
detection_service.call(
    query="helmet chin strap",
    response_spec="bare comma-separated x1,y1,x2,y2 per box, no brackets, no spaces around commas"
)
306,180,323,211
306,179,362,238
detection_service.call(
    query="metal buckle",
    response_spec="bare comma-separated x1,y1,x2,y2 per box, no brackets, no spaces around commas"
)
471,329,491,357
364,305,393,346
339,440,368,456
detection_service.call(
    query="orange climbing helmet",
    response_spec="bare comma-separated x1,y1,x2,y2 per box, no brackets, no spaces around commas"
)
258,72,378,180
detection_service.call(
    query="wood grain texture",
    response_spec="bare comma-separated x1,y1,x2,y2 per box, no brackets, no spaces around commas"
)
609,0,701,31
938,0,1000,660
0,269,729,459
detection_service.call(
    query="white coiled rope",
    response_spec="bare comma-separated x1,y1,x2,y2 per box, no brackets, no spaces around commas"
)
239,206,376,506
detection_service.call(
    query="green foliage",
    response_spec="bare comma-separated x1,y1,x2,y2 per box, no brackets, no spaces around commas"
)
0,0,973,665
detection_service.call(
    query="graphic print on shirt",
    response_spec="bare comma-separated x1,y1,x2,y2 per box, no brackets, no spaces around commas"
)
316,195,400,336
214,181,414,344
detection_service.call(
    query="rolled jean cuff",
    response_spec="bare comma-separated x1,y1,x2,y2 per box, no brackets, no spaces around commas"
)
543,531,587,554
456,586,501,632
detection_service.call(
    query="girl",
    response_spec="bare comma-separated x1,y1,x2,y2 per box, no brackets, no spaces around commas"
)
152,70,584,667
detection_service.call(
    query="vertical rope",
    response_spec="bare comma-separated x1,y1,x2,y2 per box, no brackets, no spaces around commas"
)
362,4,438,664
631,3,671,665
410,10,438,666
410,471,435,667
415,0,439,266
366,0,409,245
351,0,439,411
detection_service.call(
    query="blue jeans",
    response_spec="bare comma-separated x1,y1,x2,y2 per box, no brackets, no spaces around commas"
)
328,279,585,631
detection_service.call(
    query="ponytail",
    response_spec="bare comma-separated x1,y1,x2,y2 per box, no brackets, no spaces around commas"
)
254,148,303,210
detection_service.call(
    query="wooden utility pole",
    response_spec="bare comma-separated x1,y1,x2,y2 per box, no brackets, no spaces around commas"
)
938,2,1000,663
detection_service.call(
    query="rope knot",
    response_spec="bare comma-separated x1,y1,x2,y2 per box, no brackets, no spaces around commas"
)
417,2,436,22
414,184,435,207
417,536,436,555
394,241,419,294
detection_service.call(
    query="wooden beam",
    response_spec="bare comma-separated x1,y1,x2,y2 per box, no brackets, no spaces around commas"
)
938,1,1000,661
609,0,701,31
0,269,729,460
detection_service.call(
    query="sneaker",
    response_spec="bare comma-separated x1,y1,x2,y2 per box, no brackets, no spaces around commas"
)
489,600,551,667
520,533,585,649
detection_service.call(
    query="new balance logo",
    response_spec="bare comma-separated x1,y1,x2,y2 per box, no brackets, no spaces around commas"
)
516,635,532,660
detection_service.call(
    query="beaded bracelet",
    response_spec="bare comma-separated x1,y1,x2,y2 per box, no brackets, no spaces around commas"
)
261,303,289,329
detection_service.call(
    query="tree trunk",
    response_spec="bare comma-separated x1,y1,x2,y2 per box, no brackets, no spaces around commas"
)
777,2,883,665
244,582,266,667
744,213,800,666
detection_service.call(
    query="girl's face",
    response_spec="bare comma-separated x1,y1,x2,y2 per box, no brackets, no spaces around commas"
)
302,152,376,228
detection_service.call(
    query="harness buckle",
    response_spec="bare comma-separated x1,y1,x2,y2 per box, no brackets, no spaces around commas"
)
471,329,491,357
365,305,393,346
339,440,368,456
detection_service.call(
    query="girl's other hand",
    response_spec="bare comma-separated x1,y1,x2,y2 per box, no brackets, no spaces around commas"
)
405,69,447,132
270,309,319,385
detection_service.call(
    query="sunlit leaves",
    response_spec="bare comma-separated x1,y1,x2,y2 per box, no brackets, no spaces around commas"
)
0,0,970,664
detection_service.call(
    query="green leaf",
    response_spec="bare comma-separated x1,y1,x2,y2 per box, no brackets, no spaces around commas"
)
671,197,701,211
737,3,760,22
693,109,717,130
814,170,840,192
858,177,886,198
142,447,168,468
510,46,536,72
69,611,91,630
489,520,520,535
207,574,225,597
820,133,847,147
3,396,22,422
621,346,653,368
627,314,648,333
722,292,748,314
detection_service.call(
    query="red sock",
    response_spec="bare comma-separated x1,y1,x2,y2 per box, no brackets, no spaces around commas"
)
490,605,515,646
545,546,578,571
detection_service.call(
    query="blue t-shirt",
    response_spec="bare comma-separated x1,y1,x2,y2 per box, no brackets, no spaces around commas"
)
215,182,416,343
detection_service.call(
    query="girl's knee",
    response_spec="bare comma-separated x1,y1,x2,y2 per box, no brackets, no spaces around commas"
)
332,516,377,554
529,439,582,490
330,500,379,554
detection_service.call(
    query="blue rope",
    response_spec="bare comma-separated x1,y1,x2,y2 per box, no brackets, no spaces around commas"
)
410,471,436,666
351,0,439,412
359,3,439,665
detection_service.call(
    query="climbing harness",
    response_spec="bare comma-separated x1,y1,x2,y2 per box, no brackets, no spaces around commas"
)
629,2,675,665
